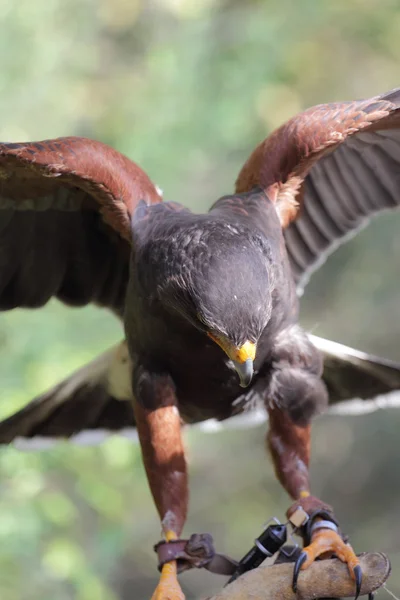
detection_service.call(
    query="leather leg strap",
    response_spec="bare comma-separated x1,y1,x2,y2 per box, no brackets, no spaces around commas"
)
155,533,238,575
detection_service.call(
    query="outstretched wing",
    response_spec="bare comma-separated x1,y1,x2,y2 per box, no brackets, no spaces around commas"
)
0,137,162,313
0,341,137,448
236,88,400,293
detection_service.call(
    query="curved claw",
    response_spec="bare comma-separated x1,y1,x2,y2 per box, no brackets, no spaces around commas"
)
292,551,307,592
291,526,362,597
353,564,362,600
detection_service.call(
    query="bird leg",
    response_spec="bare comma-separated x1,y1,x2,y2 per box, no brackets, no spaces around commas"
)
267,405,361,598
133,371,187,600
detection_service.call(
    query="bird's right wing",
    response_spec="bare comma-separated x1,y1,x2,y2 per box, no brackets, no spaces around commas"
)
236,88,400,294
310,335,400,413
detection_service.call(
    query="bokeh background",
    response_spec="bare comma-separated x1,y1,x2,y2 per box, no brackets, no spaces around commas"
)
0,0,400,598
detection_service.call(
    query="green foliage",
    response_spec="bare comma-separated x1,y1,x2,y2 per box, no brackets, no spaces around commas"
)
0,0,400,598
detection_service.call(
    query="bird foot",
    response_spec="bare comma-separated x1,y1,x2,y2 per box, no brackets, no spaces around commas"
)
287,496,361,598
151,561,185,600
292,528,361,598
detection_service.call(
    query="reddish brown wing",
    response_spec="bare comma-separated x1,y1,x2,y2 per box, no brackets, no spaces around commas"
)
236,88,400,292
0,137,162,312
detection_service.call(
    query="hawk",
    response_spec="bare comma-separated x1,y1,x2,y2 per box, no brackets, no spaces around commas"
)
1,88,400,599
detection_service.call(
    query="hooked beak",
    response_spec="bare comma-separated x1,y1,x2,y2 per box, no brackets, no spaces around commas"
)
233,358,254,388
207,334,256,388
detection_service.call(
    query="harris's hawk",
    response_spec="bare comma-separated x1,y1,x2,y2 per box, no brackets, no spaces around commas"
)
1,89,400,599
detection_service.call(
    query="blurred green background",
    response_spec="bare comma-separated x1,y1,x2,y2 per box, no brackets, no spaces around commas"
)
0,0,400,598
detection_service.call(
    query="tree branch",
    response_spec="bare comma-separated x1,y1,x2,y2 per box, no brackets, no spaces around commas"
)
205,552,390,600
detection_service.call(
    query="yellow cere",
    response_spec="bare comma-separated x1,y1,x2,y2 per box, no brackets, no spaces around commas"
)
233,340,256,364
208,333,256,364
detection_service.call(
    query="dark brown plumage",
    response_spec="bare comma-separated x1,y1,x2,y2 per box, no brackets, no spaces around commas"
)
1,89,400,598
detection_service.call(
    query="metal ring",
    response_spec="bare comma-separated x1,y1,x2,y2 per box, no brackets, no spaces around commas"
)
254,538,273,557
310,519,339,535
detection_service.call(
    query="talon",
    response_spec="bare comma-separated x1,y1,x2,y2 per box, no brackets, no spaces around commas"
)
353,563,362,600
292,551,307,592
291,523,362,597
368,594,375,600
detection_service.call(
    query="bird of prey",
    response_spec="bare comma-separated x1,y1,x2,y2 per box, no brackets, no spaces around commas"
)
1,88,400,600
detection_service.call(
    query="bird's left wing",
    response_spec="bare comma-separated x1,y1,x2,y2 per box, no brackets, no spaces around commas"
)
0,137,162,313
0,341,137,448
236,88,400,293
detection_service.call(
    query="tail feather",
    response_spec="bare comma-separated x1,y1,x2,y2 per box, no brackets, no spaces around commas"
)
2,335,400,449
0,341,136,447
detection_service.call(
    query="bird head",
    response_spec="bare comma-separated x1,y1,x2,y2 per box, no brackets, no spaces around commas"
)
144,214,273,388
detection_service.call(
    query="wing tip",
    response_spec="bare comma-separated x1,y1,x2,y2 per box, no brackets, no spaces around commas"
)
380,86,400,106
11,427,139,452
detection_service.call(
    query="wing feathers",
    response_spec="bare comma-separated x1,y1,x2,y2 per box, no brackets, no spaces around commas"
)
0,137,163,313
0,342,135,446
236,88,400,291
310,335,400,405
290,130,400,291
0,137,162,240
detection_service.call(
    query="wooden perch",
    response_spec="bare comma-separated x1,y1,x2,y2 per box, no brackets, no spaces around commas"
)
205,552,390,600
